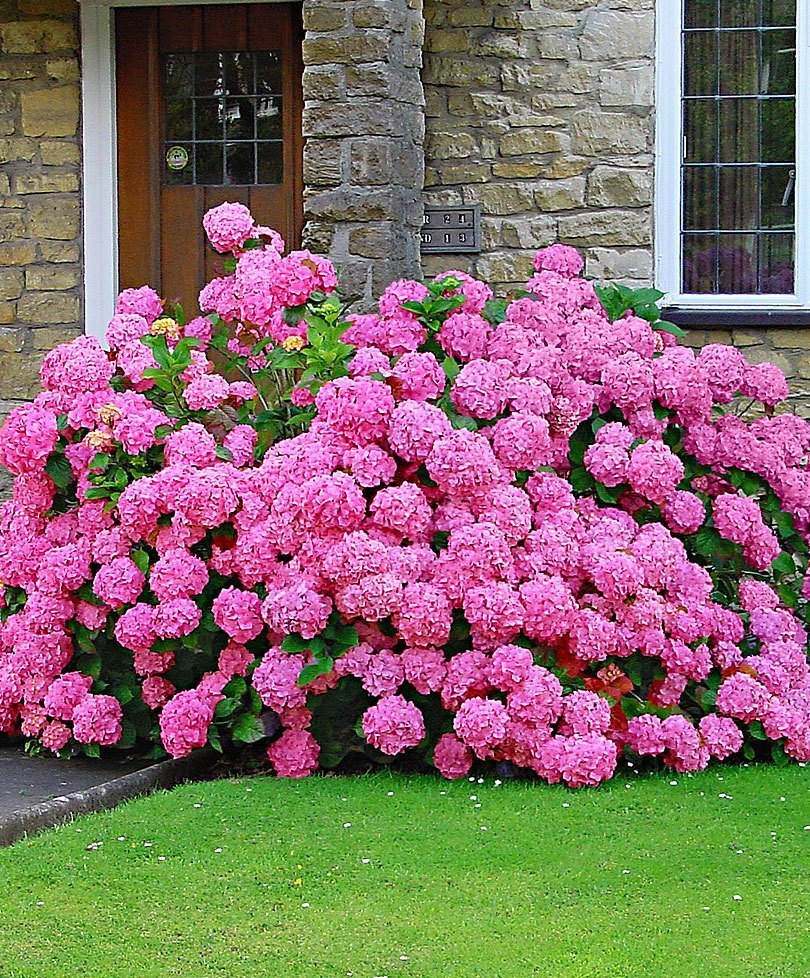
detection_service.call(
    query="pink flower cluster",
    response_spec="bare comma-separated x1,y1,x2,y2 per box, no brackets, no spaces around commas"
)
0,214,807,786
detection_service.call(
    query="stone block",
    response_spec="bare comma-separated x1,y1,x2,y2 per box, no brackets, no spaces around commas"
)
585,248,654,283
39,141,81,165
0,20,77,54
25,266,80,291
472,32,532,59
0,138,37,163
21,86,79,138
353,3,390,29
350,138,392,186
492,163,545,179
12,171,79,194
46,57,79,83
440,162,491,184
766,329,810,349
579,10,654,61
32,325,82,349
501,61,564,93
423,59,500,88
29,198,80,239
38,241,80,262
301,4,347,31
0,269,23,300
0,327,24,353
303,139,344,187
500,129,567,157
541,156,592,179
587,166,652,207
0,351,43,398
348,224,392,258
304,66,344,101
600,66,654,108
557,210,651,247
466,184,535,215
0,302,15,325
446,7,494,27
425,130,477,160
571,110,650,155
731,331,764,347
0,241,36,265
305,189,395,223
346,63,395,98
303,33,388,66
533,177,586,211
499,214,558,249
475,250,535,284
536,34,578,60
17,291,79,324
19,0,77,14
0,174,8,196
0,210,26,241
303,102,392,138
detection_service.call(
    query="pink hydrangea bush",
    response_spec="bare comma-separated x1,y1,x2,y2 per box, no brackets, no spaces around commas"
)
0,203,807,787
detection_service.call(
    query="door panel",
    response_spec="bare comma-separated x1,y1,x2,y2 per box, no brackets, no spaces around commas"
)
116,3,304,315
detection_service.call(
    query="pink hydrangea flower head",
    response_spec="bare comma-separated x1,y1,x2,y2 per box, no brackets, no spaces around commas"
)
43,672,93,722
532,244,584,278
699,714,743,760
453,697,509,758
159,688,220,758
115,285,163,323
361,695,426,755
433,732,474,779
212,586,264,643
267,729,320,778
72,694,123,746
560,690,612,737
141,676,176,710
203,201,256,253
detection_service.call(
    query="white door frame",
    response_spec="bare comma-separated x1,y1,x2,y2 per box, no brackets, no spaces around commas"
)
79,0,290,340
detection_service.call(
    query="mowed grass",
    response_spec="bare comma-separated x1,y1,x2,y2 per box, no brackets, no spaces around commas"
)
0,764,806,978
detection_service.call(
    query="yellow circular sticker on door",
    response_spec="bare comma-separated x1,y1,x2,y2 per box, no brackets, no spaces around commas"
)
166,146,189,171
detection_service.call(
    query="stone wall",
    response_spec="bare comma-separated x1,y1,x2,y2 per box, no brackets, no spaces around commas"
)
301,0,425,302
0,0,82,495
422,0,654,289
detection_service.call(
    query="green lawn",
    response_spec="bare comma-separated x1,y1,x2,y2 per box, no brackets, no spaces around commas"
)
0,764,807,978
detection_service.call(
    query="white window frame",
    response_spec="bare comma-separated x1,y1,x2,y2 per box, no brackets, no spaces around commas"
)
78,0,288,340
655,0,810,310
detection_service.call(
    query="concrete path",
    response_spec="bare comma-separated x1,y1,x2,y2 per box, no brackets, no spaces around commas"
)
0,746,214,846
0,748,149,820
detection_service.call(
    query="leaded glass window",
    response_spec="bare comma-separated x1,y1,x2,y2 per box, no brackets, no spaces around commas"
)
680,1,797,295
163,51,283,186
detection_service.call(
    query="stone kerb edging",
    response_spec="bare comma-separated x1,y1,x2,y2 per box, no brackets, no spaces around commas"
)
0,750,215,848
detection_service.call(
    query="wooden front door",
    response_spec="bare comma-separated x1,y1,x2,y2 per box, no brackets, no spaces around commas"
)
115,3,303,315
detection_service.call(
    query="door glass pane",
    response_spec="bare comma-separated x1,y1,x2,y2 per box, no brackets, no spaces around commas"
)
681,2,797,295
162,50,284,186
258,142,283,184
